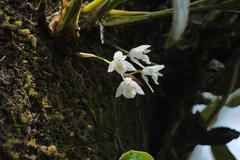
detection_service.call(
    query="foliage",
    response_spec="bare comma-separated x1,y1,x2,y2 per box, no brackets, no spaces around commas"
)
211,145,235,160
119,150,154,160
226,88,240,108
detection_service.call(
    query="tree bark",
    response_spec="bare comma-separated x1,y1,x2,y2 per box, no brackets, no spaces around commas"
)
0,0,240,160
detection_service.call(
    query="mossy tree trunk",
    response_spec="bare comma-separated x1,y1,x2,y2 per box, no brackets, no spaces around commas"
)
0,0,240,160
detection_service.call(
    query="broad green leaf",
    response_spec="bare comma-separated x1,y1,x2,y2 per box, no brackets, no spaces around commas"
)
165,0,190,49
226,88,240,108
119,150,154,160
200,98,221,122
211,145,236,160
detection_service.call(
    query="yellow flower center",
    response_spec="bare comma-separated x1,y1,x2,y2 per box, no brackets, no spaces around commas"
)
117,64,122,71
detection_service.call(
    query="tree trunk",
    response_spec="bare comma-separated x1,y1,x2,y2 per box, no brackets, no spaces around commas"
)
0,0,240,160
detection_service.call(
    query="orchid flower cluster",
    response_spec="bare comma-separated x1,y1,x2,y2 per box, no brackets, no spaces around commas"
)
108,45,165,99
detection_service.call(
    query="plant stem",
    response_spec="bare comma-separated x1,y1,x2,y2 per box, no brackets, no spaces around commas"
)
190,0,240,13
190,0,209,6
76,52,110,64
57,0,83,32
107,9,147,16
206,60,239,129
123,70,142,76
81,0,107,13
104,0,128,13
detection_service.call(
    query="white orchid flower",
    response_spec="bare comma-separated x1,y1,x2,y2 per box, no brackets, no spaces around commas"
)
141,65,165,92
108,51,136,74
115,78,145,98
130,45,151,68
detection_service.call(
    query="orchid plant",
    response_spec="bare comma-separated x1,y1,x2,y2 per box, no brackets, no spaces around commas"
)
77,44,165,99
37,0,239,99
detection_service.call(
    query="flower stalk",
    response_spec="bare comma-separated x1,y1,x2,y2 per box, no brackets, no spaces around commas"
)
76,52,110,64
76,44,164,99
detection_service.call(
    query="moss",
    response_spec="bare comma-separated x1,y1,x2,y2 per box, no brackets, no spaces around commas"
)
27,75,32,84
27,34,37,47
99,108,103,125
20,113,27,123
49,111,65,121
47,145,57,155
41,96,52,108
3,139,13,151
15,21,22,27
9,152,20,160
22,60,28,63
7,100,14,106
40,146,47,153
0,10,3,16
20,111,33,123
20,29,30,36
24,75,32,89
33,56,39,60
24,83,30,89
83,125,93,140
5,16,10,22
28,88,38,97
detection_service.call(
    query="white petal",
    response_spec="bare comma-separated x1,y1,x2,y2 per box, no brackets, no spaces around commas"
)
133,51,145,59
129,50,139,59
123,77,132,82
130,57,144,68
114,51,126,60
152,74,159,85
157,73,163,77
115,81,124,97
107,61,115,72
153,65,165,71
122,61,136,71
131,81,145,95
142,74,154,93
123,86,136,98
142,67,154,75
143,55,151,64
143,49,151,54
116,63,127,74
135,45,151,50
129,48,136,55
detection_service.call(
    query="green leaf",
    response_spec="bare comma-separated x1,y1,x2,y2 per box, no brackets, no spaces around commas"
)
226,88,240,108
82,0,107,13
200,98,221,122
102,0,240,27
119,150,154,160
211,145,236,160
104,0,129,14
190,0,240,13
57,0,83,32
164,0,190,49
